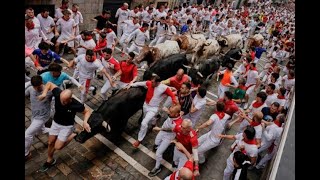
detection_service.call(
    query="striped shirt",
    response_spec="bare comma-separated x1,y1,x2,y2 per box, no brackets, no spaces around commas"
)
178,91,193,115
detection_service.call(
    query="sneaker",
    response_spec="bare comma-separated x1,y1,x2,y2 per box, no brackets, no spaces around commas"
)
92,86,97,96
39,159,56,172
25,152,32,162
133,141,140,148
172,161,178,169
153,145,158,151
148,167,161,177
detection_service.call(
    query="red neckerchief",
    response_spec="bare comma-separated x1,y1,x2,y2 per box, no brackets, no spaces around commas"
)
274,120,282,127
26,22,35,30
86,55,96,62
86,35,93,40
72,10,77,13
250,67,258,72
245,64,250,72
216,111,225,120
250,121,261,127
106,28,113,33
238,84,247,91
252,101,264,108
244,138,257,145
140,27,146,32
277,95,285,99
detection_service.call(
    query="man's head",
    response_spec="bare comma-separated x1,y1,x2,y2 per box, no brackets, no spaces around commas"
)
60,89,73,106
61,0,69,8
62,9,72,20
150,73,161,87
275,113,286,124
26,7,35,18
288,69,295,79
243,125,256,140
102,48,113,60
179,167,194,180
216,101,225,112
181,119,193,135
278,87,286,97
256,91,267,103
127,52,135,64
224,91,233,101
270,102,280,113
270,73,279,83
249,62,256,70
123,3,129,10
266,83,276,94
180,82,191,95
176,69,185,81
40,8,50,18
252,111,263,123
72,3,79,12
85,49,96,62
31,75,43,92
141,23,149,31
38,42,50,54
48,63,63,78
168,104,181,118
197,87,207,98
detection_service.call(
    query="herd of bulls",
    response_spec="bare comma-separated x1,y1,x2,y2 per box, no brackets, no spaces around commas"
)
75,37,244,143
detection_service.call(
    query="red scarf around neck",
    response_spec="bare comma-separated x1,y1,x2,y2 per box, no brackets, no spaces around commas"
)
216,111,225,120
244,138,257,145
251,67,258,72
277,94,285,99
86,35,93,40
274,120,282,127
250,121,261,127
106,28,113,33
140,27,146,32
252,101,264,108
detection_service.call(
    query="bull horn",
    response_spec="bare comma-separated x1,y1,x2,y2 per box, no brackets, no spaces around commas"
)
102,121,111,132
182,64,192,69
197,71,204,78
204,42,212,46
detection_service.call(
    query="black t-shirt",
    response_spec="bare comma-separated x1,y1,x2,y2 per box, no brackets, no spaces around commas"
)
178,91,193,115
261,107,279,121
94,15,108,30
52,87,85,126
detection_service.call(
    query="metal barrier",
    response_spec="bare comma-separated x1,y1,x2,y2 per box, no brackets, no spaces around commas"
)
264,86,295,180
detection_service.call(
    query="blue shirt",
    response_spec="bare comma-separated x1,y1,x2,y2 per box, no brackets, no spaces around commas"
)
32,49,61,67
41,72,70,86
255,47,266,59
180,25,189,34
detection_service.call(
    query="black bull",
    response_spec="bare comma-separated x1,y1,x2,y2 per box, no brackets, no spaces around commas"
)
221,48,242,67
75,87,147,143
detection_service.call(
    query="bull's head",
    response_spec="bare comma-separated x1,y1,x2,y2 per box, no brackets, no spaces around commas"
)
134,45,150,64
217,36,228,47
75,111,108,143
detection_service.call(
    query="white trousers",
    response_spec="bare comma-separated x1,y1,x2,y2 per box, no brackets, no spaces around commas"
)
154,131,175,169
198,132,220,164
119,34,129,53
149,35,166,47
117,23,126,39
79,77,95,103
256,145,278,169
173,146,188,169
223,153,235,180
25,117,50,156
100,78,112,100
138,103,158,142
218,83,230,99
128,43,143,54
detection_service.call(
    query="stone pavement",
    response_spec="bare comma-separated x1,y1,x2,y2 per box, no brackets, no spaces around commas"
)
25,45,275,179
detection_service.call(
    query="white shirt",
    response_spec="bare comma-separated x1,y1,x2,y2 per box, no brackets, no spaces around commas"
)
141,11,153,23
209,113,230,143
105,31,117,49
25,27,47,49
261,123,283,148
282,75,295,91
31,17,41,29
265,93,278,106
54,8,72,20
115,8,129,24
154,10,167,19
233,133,258,158
166,25,177,39
71,11,83,26
75,54,104,79
188,94,206,119
245,69,259,86
56,18,76,39
129,10,141,19
127,28,150,46
123,20,140,35
36,14,55,40
76,36,96,56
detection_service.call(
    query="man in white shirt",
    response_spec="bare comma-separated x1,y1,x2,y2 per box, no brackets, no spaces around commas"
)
119,17,141,57
126,23,150,54
36,9,55,42
71,4,83,37
149,17,168,46
26,7,40,29
115,3,130,39
182,87,207,127
54,0,72,22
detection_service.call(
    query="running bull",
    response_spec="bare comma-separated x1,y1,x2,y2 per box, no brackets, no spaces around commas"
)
75,87,147,143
